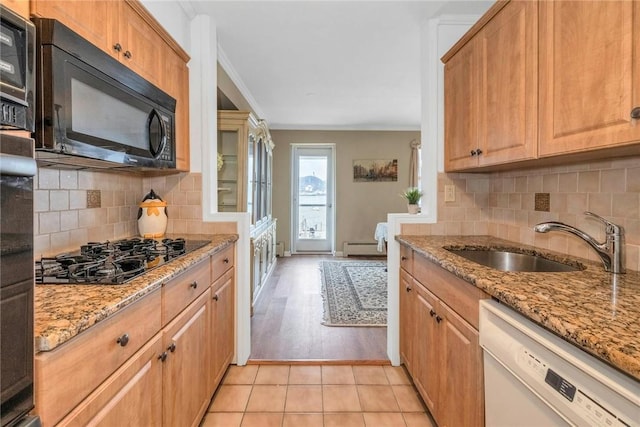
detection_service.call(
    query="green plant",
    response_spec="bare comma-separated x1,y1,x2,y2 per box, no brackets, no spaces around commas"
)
401,187,422,204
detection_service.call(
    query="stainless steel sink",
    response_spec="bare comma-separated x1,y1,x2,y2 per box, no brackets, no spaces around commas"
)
445,249,584,273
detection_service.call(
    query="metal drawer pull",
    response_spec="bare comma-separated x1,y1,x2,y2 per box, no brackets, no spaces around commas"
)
167,342,176,353
223,257,229,264
190,281,198,289
631,107,640,119
116,333,129,347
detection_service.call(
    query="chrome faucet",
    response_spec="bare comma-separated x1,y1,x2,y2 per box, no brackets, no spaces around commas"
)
534,212,625,274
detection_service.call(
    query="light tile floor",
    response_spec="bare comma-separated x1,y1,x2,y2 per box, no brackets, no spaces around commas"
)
201,364,436,427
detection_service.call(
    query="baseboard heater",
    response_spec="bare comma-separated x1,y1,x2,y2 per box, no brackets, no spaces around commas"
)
342,241,385,256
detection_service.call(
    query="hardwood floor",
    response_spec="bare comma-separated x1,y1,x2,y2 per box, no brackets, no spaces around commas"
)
250,255,388,361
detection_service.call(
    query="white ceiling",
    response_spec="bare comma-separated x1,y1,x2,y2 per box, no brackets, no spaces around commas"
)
192,1,493,130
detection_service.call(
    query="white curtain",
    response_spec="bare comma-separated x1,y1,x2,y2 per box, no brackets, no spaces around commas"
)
409,139,421,188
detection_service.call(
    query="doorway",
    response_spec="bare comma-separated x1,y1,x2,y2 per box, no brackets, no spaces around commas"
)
291,144,335,254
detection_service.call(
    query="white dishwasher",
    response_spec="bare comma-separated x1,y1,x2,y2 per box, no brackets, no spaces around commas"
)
479,300,640,427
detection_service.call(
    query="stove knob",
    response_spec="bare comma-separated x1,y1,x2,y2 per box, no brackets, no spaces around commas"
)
116,333,130,347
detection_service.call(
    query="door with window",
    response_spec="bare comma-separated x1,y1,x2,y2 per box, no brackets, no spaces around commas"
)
291,145,334,253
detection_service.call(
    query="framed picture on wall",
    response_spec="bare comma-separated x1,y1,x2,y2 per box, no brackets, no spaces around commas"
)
353,159,398,182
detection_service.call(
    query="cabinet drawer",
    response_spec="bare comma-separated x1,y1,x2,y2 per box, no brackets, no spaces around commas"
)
413,254,489,330
162,259,210,325
35,290,161,427
211,244,234,283
400,245,413,274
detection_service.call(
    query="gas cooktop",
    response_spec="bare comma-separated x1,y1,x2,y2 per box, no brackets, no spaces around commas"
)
36,237,211,285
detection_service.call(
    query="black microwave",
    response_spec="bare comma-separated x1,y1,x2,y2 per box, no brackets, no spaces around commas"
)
0,5,35,132
32,18,176,171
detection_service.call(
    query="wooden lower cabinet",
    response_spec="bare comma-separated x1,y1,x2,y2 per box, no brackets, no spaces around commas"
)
399,269,415,373
57,335,163,427
400,248,488,427
162,290,211,427
35,244,237,426
210,268,235,392
439,303,484,427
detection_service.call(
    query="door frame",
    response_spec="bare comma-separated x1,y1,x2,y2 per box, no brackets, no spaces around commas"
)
290,143,336,254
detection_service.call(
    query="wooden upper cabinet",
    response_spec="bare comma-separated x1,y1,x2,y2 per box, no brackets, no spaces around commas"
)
31,0,119,57
477,0,537,167
119,1,163,86
3,0,30,19
539,1,640,156
163,49,190,171
444,39,479,171
444,0,537,172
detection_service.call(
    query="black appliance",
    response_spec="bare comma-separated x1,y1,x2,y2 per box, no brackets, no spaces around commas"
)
32,18,176,171
36,238,210,285
0,134,40,427
0,5,35,132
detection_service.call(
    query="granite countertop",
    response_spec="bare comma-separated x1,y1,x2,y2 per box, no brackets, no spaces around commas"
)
34,234,238,353
396,235,640,382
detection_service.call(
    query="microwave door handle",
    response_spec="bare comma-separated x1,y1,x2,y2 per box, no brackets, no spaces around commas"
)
149,109,167,159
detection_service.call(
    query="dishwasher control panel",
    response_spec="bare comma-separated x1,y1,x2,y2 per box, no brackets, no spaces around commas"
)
517,348,631,426
480,301,639,427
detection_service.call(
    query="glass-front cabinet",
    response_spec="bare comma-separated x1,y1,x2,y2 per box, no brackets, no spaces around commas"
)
217,111,276,309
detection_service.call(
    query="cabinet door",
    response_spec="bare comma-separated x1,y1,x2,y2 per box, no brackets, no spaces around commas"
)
118,1,164,86
539,1,640,156
163,291,211,427
57,335,163,427
399,270,415,373
210,268,235,393
32,0,119,59
163,50,190,172
413,284,440,418
444,39,480,171
439,303,484,427
477,0,537,167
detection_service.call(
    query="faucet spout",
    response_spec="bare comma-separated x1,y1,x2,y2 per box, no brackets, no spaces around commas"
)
534,212,625,274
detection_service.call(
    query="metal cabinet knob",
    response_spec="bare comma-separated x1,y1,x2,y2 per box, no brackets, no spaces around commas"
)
213,294,219,301
158,352,168,362
436,315,443,323
405,286,412,293
223,257,229,264
470,149,476,156
631,107,640,120
123,50,132,59
476,148,483,155
190,281,198,289
113,43,122,52
429,309,436,317
116,333,129,347
167,342,176,353
401,256,407,261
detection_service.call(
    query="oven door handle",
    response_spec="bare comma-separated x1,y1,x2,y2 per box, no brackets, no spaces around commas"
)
0,153,37,177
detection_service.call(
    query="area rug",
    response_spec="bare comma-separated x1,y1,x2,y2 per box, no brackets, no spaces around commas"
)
319,260,387,327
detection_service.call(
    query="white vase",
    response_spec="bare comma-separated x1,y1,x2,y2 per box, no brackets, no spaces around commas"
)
407,204,419,214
